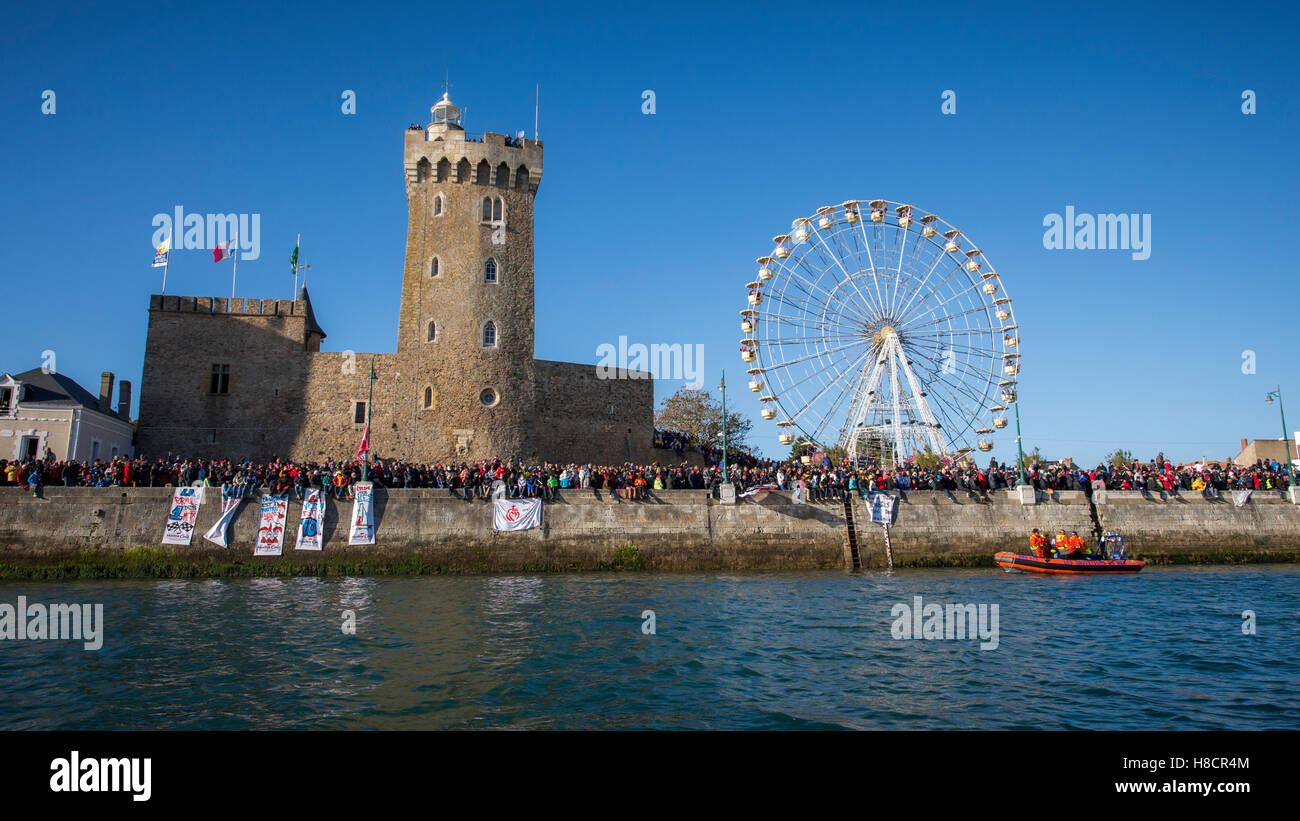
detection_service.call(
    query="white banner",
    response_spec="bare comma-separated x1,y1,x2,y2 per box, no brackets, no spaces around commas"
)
254,494,289,556
203,486,243,548
493,498,542,531
1232,489,1252,508
870,493,896,525
162,486,204,545
348,481,375,545
296,489,326,550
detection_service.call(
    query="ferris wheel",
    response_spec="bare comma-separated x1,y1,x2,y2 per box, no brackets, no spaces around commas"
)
740,199,1021,469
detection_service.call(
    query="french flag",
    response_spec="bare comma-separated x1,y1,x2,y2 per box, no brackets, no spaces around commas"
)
213,242,235,262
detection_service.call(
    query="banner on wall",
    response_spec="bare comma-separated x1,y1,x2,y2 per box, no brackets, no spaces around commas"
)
162,486,204,545
348,481,375,545
1232,489,1252,508
493,498,542,531
870,493,897,525
254,494,289,556
203,485,244,548
296,489,326,551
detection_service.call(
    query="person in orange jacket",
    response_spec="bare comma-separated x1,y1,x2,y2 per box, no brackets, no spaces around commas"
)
1029,529,1048,559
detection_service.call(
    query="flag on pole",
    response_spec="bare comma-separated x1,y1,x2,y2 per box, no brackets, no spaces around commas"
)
151,236,170,268
356,422,369,462
213,241,235,262
290,242,299,276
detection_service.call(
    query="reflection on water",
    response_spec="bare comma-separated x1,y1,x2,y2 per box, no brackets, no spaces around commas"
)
0,566,1297,730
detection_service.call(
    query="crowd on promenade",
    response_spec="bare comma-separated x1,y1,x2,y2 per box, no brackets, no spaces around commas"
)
0,446,1294,502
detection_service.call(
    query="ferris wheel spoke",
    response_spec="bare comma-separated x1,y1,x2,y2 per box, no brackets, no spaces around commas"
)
773,260,875,328
781,345,873,426
900,303,996,333
805,232,887,322
894,265,985,329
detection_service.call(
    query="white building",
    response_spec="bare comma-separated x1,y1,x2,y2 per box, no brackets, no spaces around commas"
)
0,369,134,463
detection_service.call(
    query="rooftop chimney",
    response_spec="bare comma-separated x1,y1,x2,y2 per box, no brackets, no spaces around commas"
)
1240,438,1248,451
117,380,131,421
99,372,114,413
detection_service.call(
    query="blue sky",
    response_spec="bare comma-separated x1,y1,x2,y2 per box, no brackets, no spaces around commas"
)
2,0,1297,465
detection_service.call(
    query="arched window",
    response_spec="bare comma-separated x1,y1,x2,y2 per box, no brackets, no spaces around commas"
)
496,162,510,187
476,159,490,185
435,158,450,182
429,256,439,277
424,387,433,408
482,196,493,222
492,197,503,222
427,320,436,341
483,321,497,347
484,258,497,283
515,165,530,190
416,158,431,183
432,194,443,216
456,158,471,183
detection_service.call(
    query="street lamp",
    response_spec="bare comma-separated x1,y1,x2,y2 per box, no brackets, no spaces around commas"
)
1014,397,1026,486
718,370,728,485
1265,386,1295,485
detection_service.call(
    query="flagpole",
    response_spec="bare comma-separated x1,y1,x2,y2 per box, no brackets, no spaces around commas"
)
294,232,300,297
362,357,374,481
161,232,171,295
230,225,238,309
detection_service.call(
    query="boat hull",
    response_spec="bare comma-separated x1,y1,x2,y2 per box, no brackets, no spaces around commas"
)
994,552,1145,574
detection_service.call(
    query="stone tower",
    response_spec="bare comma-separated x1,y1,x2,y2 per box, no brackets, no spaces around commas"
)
397,93,545,460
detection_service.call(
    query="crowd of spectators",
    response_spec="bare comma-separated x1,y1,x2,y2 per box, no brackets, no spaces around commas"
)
1,449,1294,502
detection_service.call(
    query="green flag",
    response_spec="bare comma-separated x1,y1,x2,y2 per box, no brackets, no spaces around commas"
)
290,243,299,275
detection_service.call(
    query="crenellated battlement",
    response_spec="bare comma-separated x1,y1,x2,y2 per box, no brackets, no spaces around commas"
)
149,293,312,318
402,92,543,191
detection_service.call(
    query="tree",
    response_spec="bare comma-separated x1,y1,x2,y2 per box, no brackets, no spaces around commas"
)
1106,448,1133,469
913,446,944,471
1022,445,1043,467
654,387,751,455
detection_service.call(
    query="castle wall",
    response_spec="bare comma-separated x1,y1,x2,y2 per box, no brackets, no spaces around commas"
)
534,360,655,465
136,296,312,460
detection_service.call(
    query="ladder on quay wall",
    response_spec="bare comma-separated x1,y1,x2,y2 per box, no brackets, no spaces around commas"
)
843,497,862,570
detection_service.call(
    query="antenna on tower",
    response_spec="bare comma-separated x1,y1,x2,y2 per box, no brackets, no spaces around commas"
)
535,82,539,140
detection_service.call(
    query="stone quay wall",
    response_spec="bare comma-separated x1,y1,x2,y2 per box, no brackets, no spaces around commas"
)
0,487,1296,572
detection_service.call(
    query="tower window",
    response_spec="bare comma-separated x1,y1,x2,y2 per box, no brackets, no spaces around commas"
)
353,401,367,424
484,258,497,283
480,388,499,407
427,320,436,341
476,159,491,185
482,196,493,222
433,195,444,217
209,364,230,394
424,387,433,408
430,256,440,277
493,197,503,222
483,321,497,348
